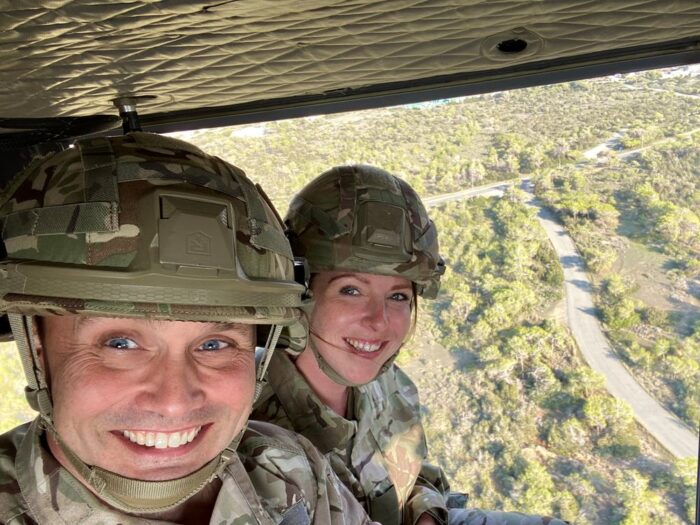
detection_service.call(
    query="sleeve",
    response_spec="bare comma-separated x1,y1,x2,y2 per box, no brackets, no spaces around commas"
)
446,508,571,525
403,460,450,525
318,457,375,525
385,367,450,525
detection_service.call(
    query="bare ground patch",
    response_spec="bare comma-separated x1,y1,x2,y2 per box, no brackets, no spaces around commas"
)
613,240,700,335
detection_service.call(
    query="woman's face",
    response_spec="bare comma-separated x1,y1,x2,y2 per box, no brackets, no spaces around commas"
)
307,271,413,385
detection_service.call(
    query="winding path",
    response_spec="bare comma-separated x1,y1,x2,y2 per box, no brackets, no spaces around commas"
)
527,184,698,459
425,178,699,458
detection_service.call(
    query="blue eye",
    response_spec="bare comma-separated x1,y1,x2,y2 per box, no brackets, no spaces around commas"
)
340,286,360,296
199,339,230,351
391,292,410,302
105,337,138,350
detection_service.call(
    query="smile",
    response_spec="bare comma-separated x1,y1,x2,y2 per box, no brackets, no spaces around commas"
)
345,338,383,353
121,426,202,449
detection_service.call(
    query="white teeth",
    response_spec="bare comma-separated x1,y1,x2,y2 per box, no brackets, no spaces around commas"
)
346,338,381,353
155,433,168,449
167,433,180,448
122,426,201,449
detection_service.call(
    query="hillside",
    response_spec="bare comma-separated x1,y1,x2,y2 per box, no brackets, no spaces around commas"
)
173,68,699,524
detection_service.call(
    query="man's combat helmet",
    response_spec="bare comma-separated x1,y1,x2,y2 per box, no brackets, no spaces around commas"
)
0,132,307,513
283,164,445,385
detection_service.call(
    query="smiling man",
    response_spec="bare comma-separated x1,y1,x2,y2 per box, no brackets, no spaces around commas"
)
0,132,372,524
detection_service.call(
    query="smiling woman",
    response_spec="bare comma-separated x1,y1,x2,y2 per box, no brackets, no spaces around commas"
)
253,165,446,524
296,271,414,395
252,164,568,525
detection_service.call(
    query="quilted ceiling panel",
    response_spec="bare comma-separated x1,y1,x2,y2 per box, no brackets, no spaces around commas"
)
1,0,699,123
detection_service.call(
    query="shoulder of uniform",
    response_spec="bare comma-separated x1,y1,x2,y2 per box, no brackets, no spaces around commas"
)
0,422,30,482
0,423,33,524
369,363,420,401
388,363,416,385
238,421,333,517
244,419,298,441
242,420,319,461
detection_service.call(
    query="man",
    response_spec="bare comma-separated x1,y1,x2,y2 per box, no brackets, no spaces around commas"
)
0,132,372,524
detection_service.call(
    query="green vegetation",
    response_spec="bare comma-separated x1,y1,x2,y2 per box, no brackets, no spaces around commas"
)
418,196,687,523
533,133,700,430
1,67,698,523
178,71,700,214
0,342,34,431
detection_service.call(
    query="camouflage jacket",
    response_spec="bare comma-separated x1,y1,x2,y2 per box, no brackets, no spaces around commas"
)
252,352,450,525
0,418,373,524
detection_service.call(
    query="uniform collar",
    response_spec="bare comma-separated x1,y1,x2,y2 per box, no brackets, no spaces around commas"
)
266,352,357,454
15,419,269,524
16,419,127,523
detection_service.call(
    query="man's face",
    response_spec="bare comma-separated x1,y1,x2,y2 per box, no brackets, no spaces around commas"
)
38,316,256,481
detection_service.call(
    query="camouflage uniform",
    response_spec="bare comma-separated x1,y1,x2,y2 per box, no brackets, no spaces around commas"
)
253,354,568,525
255,165,569,525
0,419,373,524
0,134,372,524
253,352,449,525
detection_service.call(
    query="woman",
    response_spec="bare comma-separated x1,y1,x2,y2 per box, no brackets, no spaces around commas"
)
253,165,567,525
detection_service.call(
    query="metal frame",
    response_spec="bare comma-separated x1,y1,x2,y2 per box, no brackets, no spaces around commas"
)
142,38,700,134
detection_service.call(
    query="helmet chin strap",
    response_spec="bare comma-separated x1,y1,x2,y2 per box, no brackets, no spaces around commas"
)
8,313,276,515
254,324,283,401
307,327,400,387
42,416,243,514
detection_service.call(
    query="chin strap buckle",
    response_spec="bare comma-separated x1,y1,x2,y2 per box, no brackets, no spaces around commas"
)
24,386,52,417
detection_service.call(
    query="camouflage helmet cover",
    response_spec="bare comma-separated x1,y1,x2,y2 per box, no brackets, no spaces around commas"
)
0,132,306,327
285,165,444,298
0,132,310,514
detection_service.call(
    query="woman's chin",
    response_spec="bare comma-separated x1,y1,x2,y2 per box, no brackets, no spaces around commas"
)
336,361,383,385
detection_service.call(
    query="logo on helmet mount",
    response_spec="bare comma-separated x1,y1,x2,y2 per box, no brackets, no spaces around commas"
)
186,231,212,256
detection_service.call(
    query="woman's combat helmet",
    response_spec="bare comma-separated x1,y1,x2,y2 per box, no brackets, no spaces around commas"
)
283,164,444,385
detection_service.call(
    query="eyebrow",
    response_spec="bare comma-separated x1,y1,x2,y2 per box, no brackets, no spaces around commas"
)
74,317,253,336
208,322,254,337
327,273,371,285
327,273,413,291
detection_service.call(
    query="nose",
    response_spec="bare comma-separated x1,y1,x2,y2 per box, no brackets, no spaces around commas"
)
139,353,205,417
363,295,390,331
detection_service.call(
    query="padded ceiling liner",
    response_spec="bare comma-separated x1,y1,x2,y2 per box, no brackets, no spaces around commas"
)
1,0,699,127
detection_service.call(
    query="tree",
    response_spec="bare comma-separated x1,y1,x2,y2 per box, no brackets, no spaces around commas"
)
0,343,34,433
547,418,588,456
583,395,634,434
465,160,486,186
615,471,664,525
672,458,698,523
514,460,556,515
